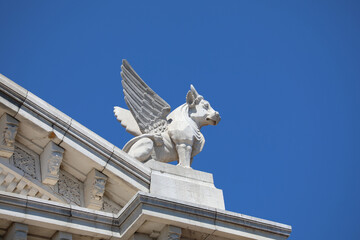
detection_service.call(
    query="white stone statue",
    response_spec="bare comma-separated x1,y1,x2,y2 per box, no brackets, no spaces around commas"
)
114,60,220,168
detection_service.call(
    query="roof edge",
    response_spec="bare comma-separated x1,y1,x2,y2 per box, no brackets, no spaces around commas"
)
0,73,151,190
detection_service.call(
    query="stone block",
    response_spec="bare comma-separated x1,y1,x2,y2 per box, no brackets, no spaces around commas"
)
158,225,182,240
0,113,19,158
84,168,108,210
51,231,72,240
40,141,64,185
147,161,225,209
4,222,28,240
129,233,152,240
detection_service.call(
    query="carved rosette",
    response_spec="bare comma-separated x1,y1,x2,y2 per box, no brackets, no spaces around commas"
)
84,169,108,210
40,141,64,185
0,113,19,158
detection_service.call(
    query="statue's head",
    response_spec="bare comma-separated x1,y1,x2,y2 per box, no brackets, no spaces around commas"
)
186,85,221,128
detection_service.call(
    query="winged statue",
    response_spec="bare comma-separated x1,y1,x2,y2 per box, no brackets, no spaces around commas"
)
114,60,220,168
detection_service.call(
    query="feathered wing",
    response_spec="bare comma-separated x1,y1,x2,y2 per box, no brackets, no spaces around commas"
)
114,106,142,136
121,59,171,134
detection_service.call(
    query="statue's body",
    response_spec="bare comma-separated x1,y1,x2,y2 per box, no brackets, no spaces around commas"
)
114,60,220,168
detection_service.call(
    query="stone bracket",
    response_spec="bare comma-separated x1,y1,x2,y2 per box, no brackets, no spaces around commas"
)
52,231,72,240
0,113,19,158
158,225,182,240
40,141,64,185
84,168,107,210
4,222,28,240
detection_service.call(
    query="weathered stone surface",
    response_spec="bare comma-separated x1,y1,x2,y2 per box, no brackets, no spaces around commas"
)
0,73,152,209
0,188,291,240
40,141,64,185
51,231,72,240
0,158,65,202
4,222,28,240
0,113,19,158
84,168,107,210
101,195,121,214
145,159,214,183
57,170,83,206
11,143,41,181
158,225,182,240
146,160,225,209
129,233,152,240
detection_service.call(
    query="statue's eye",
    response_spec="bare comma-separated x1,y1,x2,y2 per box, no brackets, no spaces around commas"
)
203,103,209,110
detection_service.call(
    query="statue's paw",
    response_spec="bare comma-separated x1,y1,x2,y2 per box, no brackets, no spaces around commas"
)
153,134,164,147
176,164,192,169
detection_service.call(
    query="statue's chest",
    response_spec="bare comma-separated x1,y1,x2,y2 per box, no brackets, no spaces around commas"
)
191,132,204,157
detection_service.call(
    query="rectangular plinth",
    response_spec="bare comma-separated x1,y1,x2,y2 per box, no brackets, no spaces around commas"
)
146,160,225,209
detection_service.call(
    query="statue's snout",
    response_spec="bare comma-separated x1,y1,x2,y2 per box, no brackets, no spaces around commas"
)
206,111,221,125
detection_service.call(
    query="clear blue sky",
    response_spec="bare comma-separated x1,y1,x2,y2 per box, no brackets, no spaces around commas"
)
1,1,359,239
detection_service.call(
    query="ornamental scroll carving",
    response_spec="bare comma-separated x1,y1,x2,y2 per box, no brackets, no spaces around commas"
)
0,113,19,158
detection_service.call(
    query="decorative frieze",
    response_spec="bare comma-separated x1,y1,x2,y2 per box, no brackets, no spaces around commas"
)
4,222,28,240
57,170,83,206
11,144,41,181
84,168,107,210
0,113,19,158
40,141,64,185
102,195,121,213
158,225,182,240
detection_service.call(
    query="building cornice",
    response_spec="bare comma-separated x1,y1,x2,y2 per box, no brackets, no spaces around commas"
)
0,191,291,239
0,74,151,191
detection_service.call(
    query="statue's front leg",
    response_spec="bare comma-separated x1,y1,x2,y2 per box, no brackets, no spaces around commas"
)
176,143,192,168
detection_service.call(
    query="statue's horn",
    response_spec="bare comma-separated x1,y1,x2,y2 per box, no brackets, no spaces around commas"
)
190,84,199,97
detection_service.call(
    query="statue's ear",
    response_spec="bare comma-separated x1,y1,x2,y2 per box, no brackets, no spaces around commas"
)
190,84,199,98
186,90,196,108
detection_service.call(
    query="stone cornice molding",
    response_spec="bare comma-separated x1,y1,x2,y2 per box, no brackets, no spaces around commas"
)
0,191,291,240
0,74,150,191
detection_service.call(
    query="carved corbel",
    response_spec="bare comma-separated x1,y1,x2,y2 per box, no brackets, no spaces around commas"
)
157,225,182,240
0,113,19,158
129,233,152,240
52,231,72,240
84,168,107,210
4,222,28,240
40,141,64,185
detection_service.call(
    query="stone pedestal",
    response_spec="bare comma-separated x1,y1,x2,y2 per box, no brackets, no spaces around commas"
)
145,160,225,209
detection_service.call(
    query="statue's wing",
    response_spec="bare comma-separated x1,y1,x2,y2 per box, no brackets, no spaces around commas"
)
114,106,142,136
121,59,171,134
